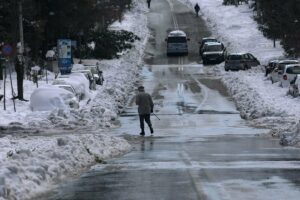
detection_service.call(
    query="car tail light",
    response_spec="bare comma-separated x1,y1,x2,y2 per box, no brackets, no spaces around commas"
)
283,75,287,80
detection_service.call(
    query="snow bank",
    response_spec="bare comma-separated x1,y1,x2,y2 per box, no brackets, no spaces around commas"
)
178,0,300,145
0,134,130,200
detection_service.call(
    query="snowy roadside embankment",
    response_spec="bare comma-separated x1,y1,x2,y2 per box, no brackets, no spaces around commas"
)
179,0,300,144
0,0,150,199
0,134,130,200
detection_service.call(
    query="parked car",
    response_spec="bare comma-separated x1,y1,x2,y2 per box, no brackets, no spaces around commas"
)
53,84,81,101
224,53,260,71
83,65,104,85
165,30,189,56
265,59,279,76
201,42,226,64
199,37,218,55
53,73,89,100
72,69,96,90
30,87,79,111
279,64,300,87
270,60,299,84
288,75,300,97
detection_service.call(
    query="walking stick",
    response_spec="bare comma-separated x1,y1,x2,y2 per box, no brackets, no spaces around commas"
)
152,113,160,120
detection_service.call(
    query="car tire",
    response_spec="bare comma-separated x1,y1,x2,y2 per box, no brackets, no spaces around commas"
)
203,59,207,65
294,87,299,97
271,77,274,84
225,69,229,72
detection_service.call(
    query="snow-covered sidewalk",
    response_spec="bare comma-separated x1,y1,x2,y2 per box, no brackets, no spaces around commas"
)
0,0,150,199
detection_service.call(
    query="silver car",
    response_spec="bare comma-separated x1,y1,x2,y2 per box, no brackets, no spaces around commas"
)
288,74,300,97
224,53,260,71
280,64,300,87
270,60,299,84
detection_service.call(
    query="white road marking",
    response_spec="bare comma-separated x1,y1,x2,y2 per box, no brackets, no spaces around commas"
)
166,0,179,29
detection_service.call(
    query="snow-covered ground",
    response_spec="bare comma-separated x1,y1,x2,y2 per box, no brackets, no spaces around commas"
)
0,0,300,199
179,0,300,145
0,0,149,199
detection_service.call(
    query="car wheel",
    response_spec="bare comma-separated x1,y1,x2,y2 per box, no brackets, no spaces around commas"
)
294,87,299,97
225,69,229,72
271,77,274,84
203,59,207,65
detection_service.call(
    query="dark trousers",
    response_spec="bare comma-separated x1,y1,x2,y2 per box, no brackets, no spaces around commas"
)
139,114,152,133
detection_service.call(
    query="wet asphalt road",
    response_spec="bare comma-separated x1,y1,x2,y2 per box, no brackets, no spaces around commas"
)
43,0,300,199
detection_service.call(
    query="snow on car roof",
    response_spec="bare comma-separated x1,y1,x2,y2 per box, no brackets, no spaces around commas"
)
204,42,222,46
227,52,246,56
278,59,299,64
285,64,300,68
168,30,187,37
202,37,217,40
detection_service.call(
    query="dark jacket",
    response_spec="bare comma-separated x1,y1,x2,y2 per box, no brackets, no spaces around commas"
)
136,91,154,114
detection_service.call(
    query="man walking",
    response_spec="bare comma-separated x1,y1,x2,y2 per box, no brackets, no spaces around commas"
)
147,0,151,9
136,86,154,136
194,3,200,17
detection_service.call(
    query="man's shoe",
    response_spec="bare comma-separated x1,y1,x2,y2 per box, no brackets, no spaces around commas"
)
150,127,154,134
140,132,145,136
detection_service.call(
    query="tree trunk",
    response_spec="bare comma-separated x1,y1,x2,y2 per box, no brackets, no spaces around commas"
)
0,59,3,80
15,56,24,100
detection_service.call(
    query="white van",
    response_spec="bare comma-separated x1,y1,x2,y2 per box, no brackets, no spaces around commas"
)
165,30,189,56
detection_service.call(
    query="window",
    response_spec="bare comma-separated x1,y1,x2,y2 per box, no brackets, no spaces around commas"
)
168,37,187,43
204,44,223,52
227,55,242,60
286,66,300,74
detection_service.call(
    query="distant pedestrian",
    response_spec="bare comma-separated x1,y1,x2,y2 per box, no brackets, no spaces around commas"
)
135,86,154,136
147,0,151,9
194,3,200,17
98,70,104,85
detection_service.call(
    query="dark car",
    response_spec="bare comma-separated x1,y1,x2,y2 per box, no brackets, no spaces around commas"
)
265,59,279,76
224,53,260,71
199,37,218,56
201,42,226,65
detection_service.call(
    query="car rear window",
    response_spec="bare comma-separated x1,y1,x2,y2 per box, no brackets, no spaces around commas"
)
204,45,223,52
227,55,242,60
168,37,187,43
286,66,300,74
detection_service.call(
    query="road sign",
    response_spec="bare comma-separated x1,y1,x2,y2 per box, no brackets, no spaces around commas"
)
57,39,72,74
1,44,13,57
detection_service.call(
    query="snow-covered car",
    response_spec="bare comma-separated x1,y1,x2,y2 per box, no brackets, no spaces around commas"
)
270,60,299,84
72,69,96,90
53,73,90,100
83,65,103,85
53,84,81,101
288,75,300,97
201,42,226,64
280,64,300,87
224,53,260,71
30,87,79,111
